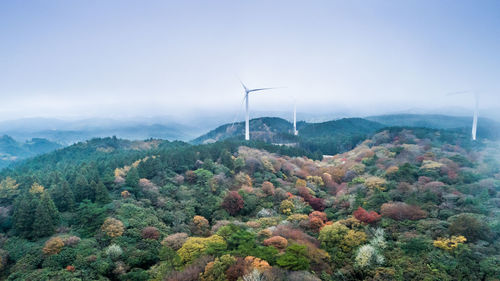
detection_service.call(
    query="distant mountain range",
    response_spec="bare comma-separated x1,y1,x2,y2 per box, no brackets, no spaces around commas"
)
0,117,205,145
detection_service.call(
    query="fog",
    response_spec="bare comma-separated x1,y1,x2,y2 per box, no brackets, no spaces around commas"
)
1,0,499,122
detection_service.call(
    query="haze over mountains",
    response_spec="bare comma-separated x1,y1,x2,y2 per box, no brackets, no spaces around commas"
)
1,113,499,170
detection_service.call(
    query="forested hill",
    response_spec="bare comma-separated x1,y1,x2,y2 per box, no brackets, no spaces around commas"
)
366,114,500,140
0,126,498,280
0,135,62,169
298,118,383,138
191,117,295,144
192,117,385,156
193,117,383,145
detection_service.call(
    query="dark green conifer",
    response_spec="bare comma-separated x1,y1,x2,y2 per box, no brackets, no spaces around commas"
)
32,192,60,238
125,167,140,193
50,180,75,212
74,174,94,202
12,191,37,238
94,181,111,204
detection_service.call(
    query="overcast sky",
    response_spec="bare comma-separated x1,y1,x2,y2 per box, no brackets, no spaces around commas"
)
0,0,499,122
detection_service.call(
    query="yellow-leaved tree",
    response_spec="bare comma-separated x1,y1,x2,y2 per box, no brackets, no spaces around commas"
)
433,236,466,251
177,235,226,263
101,218,125,238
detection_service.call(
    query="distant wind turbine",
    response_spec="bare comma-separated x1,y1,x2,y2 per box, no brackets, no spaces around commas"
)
240,81,278,140
293,101,298,136
447,90,480,140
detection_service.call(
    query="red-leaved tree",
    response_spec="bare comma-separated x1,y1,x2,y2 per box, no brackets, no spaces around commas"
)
309,197,326,211
222,191,244,216
353,207,381,224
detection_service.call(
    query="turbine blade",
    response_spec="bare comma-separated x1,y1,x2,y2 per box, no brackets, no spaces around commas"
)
248,87,281,93
239,80,248,92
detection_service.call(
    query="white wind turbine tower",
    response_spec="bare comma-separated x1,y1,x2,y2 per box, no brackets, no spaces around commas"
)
240,81,278,140
447,91,480,140
293,102,297,135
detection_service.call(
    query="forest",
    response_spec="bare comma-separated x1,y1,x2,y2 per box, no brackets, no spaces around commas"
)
0,127,499,281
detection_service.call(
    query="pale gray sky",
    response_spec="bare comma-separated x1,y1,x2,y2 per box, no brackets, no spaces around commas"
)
1,0,499,121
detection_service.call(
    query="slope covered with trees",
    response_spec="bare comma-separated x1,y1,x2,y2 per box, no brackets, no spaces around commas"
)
0,127,499,281
193,117,385,156
0,136,62,169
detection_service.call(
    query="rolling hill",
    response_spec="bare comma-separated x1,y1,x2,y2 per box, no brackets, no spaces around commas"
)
193,117,385,155
366,114,500,140
0,135,62,168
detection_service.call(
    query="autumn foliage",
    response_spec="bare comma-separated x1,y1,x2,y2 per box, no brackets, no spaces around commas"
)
162,232,189,250
263,236,288,250
261,181,275,196
380,202,427,220
43,237,64,255
353,207,381,224
297,186,326,211
193,215,210,236
433,235,467,251
222,191,244,216
101,217,125,238
141,226,160,240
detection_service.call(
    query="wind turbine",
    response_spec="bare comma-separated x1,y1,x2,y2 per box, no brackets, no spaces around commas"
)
240,81,277,140
293,101,298,136
447,90,480,140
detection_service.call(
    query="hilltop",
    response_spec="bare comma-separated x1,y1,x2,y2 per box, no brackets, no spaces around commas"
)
192,117,295,144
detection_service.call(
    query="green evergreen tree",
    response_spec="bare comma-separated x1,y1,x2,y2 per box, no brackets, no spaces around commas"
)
74,174,94,202
50,180,75,212
94,181,111,204
125,167,140,193
276,243,310,271
76,200,107,237
32,192,60,238
12,191,37,238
